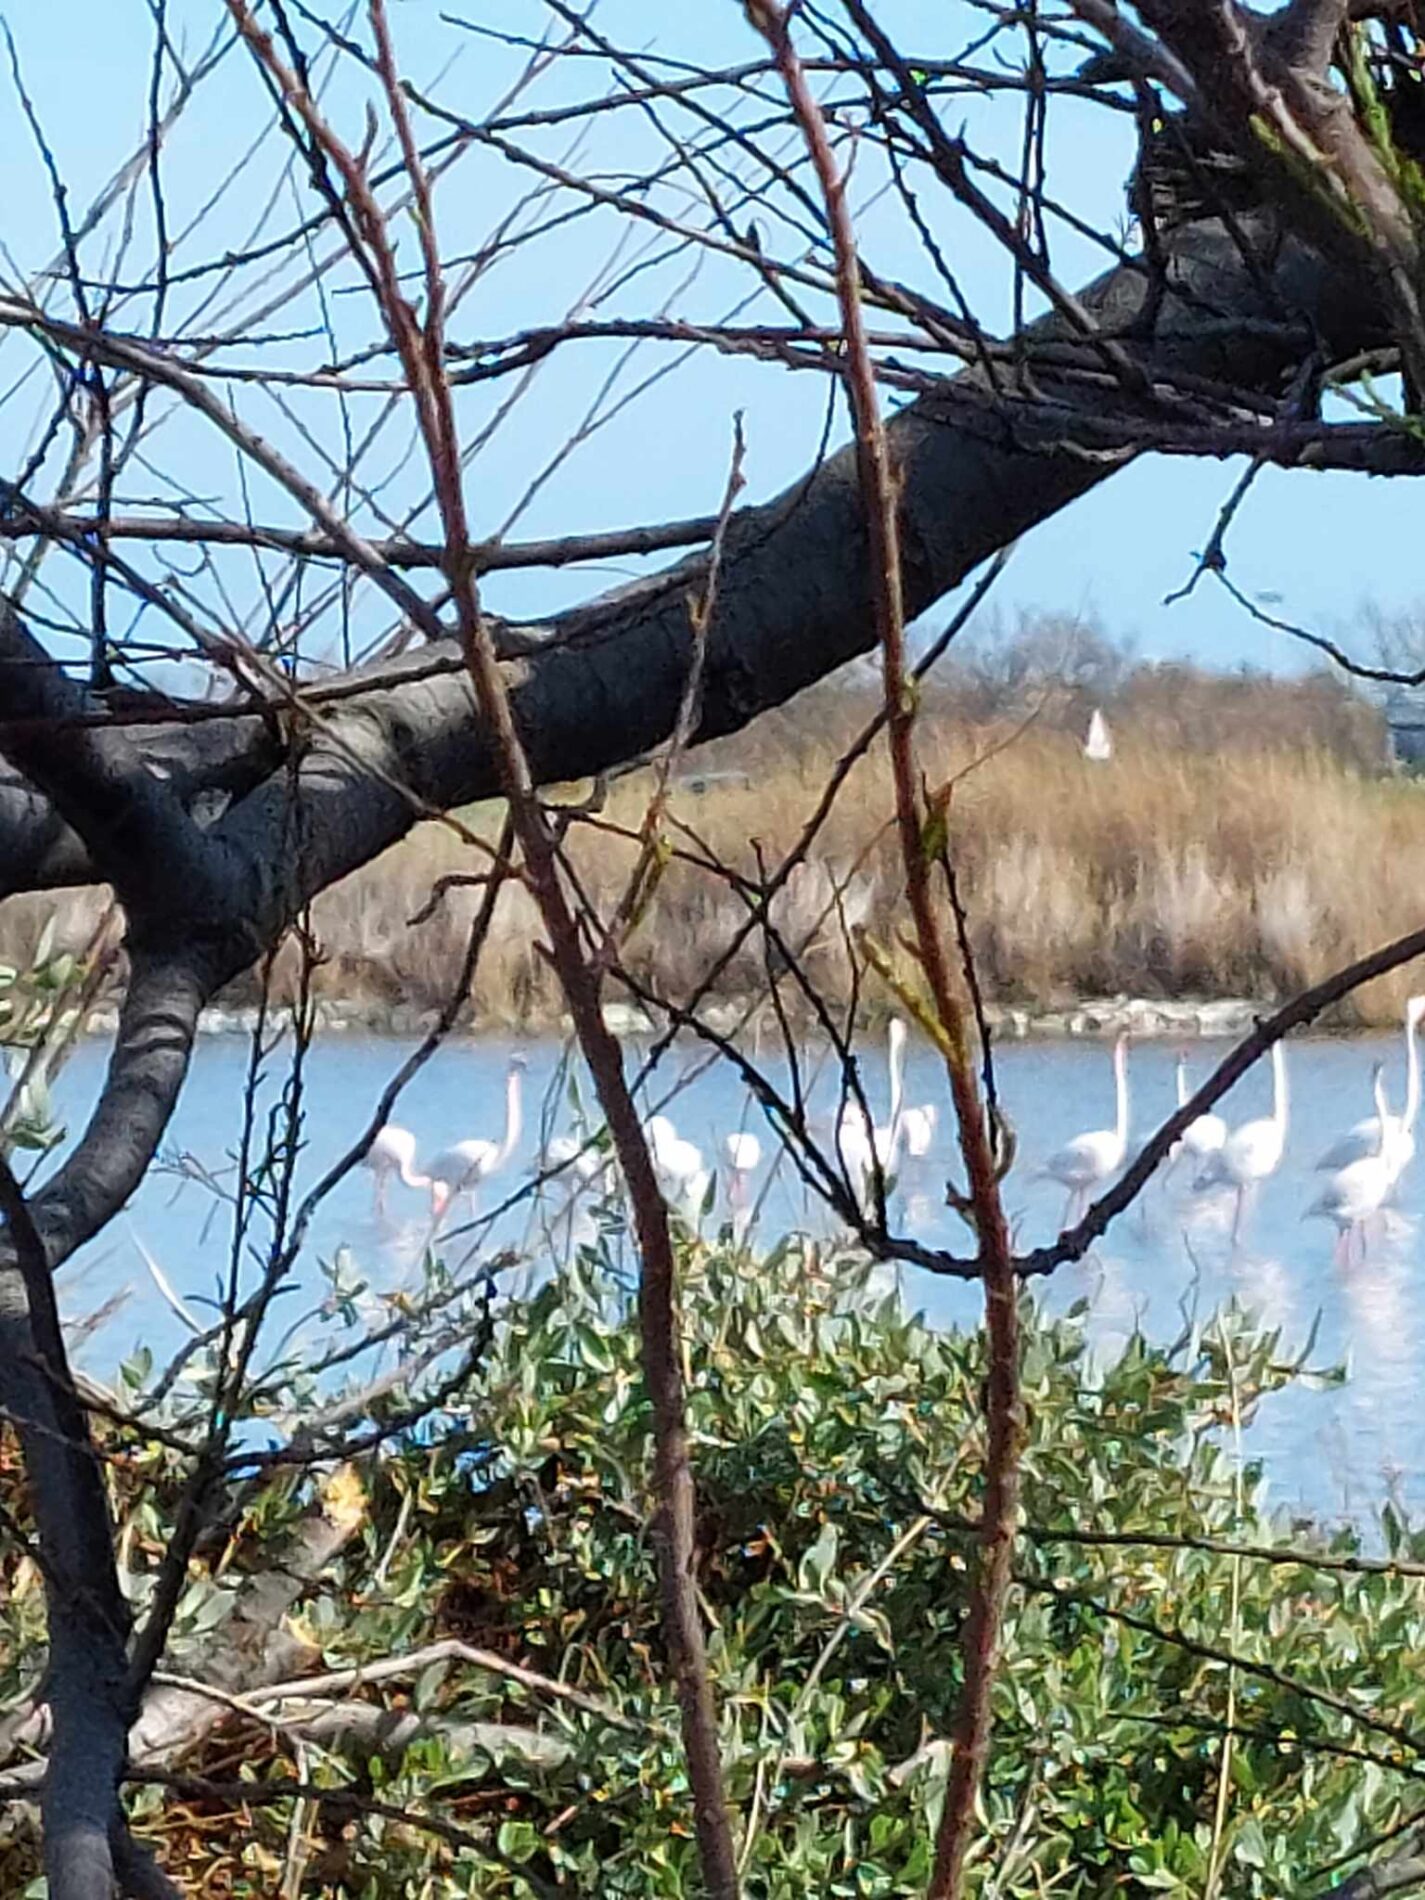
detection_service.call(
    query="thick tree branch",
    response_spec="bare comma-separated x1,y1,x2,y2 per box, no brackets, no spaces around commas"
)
28,951,212,1266
0,632,261,1894
0,213,1396,916
0,1158,132,1900
1069,0,1204,101
0,628,261,1261
1328,1827,1425,1899
0,700,273,897
0,953,214,1894
0,605,229,920
1274,0,1352,75
1131,1,1425,379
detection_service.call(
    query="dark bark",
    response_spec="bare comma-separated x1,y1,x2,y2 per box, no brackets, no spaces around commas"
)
0,605,230,921
0,218,1389,921
28,951,213,1263
0,1159,131,1900
0,950,215,1899
0,702,271,896
0,619,240,1895
1328,1830,1425,1899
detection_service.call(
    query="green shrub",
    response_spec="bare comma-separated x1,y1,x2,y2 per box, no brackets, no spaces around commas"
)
11,1233,1422,1895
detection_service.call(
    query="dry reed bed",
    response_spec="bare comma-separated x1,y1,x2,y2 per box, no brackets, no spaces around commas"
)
284,722,1425,1028
7,720,1424,1028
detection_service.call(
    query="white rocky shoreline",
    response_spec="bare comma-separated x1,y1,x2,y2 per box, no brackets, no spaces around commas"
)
77,993,1270,1041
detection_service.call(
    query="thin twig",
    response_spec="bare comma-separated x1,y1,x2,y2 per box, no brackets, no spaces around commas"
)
1203,1316,1243,1900
746,10,1021,1895
224,7,741,1887
152,1635,653,1737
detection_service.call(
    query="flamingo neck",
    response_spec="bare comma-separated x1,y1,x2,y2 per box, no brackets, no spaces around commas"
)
887,1027,906,1137
1405,1009,1422,1135
1175,1058,1188,1111
494,1067,523,1170
1113,1042,1129,1149
1373,1068,1392,1129
400,1154,431,1191
1271,1040,1289,1134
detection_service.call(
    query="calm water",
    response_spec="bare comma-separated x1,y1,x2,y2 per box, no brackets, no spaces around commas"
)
39,1027,1425,1528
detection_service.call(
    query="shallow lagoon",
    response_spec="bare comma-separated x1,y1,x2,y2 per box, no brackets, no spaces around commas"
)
43,1027,1425,1529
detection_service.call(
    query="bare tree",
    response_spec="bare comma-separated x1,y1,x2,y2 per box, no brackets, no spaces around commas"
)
3,2,1425,1893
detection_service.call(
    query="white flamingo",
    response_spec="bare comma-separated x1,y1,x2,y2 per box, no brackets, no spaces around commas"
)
1171,1051,1227,1171
363,1124,430,1215
721,1129,762,1235
428,1054,527,1217
645,1113,712,1222
837,1017,907,1205
1307,1063,1396,1263
722,1130,762,1201
900,1103,938,1157
542,1130,611,1190
1043,1033,1130,1228
884,1021,937,1160
1314,994,1425,1181
1194,1039,1289,1242
538,1130,610,1251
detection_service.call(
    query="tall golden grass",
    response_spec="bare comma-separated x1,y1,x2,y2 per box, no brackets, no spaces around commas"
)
8,696,1423,1029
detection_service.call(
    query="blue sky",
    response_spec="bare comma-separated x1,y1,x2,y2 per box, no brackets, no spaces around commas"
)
0,0,1417,678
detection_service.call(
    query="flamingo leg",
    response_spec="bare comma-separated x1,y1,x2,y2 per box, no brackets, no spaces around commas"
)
1230,1186,1246,1247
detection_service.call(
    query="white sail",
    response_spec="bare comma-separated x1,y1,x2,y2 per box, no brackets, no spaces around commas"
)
1084,707,1113,762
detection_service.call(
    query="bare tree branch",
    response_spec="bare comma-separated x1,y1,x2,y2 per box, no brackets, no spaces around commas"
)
0,220,1396,919
749,11,1021,1892
0,1155,131,1900
219,8,742,1888
0,602,222,918
1327,1827,1425,1900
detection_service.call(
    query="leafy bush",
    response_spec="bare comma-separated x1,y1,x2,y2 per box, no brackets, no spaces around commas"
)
4,1231,1420,1895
